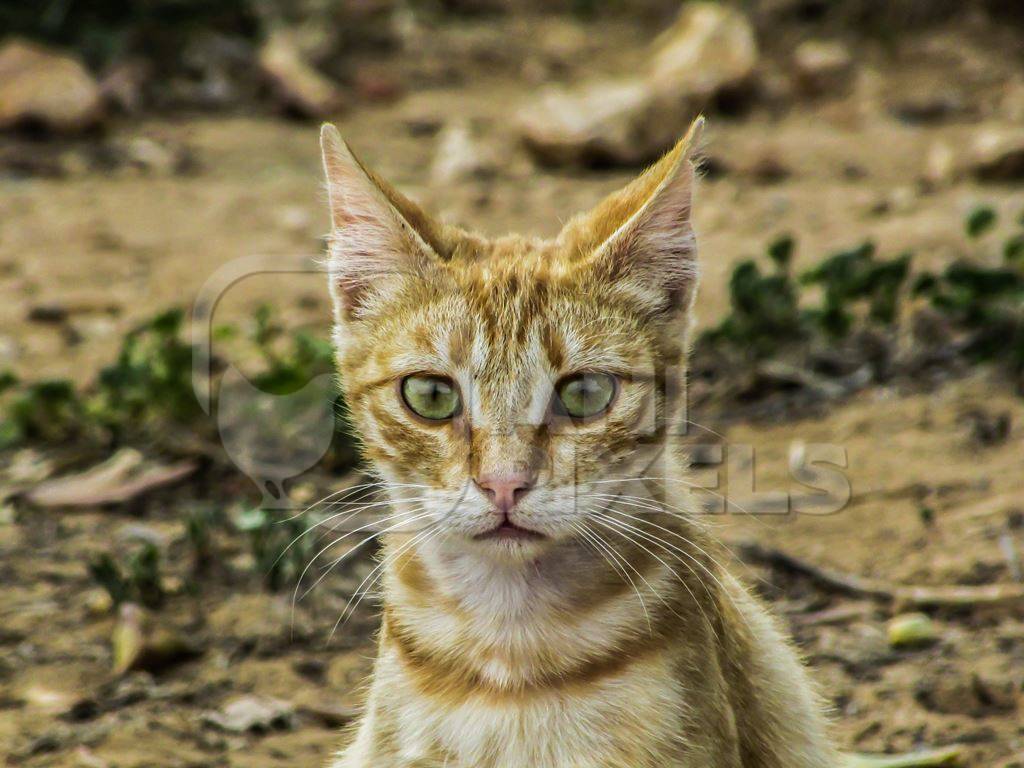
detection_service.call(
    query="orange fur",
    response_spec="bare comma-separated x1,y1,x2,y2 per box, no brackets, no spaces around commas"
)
320,118,837,768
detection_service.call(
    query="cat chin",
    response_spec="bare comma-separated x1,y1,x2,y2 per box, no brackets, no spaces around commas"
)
455,526,560,562
473,537,551,558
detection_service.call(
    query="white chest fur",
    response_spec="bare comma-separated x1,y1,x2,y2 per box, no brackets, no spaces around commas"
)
370,649,686,768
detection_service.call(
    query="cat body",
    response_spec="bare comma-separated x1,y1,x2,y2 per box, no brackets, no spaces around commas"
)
320,118,837,768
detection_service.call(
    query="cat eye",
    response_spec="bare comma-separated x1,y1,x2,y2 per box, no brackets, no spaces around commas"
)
401,374,462,421
554,372,617,420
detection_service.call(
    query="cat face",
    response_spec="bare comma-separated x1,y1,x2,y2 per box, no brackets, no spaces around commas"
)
321,120,702,560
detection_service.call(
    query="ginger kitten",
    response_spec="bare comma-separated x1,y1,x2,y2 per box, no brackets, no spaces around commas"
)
320,118,836,768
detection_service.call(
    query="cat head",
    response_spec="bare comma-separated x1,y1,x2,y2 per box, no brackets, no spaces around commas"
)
321,118,703,561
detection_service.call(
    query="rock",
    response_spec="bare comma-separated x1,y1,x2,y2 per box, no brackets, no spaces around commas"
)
745,153,790,184
430,122,498,185
887,613,938,649
969,128,1024,182
296,696,360,728
99,59,149,114
910,305,954,349
915,669,1018,716
203,695,295,733
922,141,956,188
112,604,202,675
74,746,109,768
519,2,755,167
519,80,669,167
352,66,404,103
109,136,198,176
743,361,846,403
258,31,344,119
962,407,1011,447
0,141,69,178
1001,79,1024,123
890,92,965,126
792,40,855,97
0,40,103,133
207,593,312,651
276,205,313,234
647,3,758,97
27,304,69,324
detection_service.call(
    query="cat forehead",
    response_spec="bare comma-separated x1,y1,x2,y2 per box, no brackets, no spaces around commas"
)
445,233,572,273
372,272,653,376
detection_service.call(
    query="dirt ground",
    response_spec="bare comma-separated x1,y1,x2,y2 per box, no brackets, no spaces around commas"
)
2,12,1023,768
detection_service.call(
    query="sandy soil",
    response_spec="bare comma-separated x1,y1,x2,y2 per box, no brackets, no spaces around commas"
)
1,12,1023,768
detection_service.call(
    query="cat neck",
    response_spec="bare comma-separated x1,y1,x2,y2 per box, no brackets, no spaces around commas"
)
377,515,717,692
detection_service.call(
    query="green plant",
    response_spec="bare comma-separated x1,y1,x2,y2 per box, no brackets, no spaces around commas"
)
88,541,165,609
247,305,336,395
800,242,911,337
701,235,805,358
913,207,1024,378
965,205,997,239
185,505,224,574
701,235,912,357
0,379,87,449
90,308,201,436
234,506,317,591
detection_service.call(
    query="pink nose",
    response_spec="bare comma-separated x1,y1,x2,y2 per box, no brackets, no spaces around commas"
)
474,472,535,514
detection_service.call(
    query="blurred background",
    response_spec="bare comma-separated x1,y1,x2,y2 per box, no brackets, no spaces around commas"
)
1,0,1024,765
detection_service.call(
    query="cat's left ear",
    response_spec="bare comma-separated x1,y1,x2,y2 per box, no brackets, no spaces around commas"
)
559,117,704,317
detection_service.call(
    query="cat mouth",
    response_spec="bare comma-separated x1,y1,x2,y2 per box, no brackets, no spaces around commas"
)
474,520,547,542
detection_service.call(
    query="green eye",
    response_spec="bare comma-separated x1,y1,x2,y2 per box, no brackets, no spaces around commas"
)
555,373,617,420
401,375,461,421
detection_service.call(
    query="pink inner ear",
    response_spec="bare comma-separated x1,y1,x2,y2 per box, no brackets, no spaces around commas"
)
603,158,698,312
632,161,697,280
330,214,400,299
323,157,417,315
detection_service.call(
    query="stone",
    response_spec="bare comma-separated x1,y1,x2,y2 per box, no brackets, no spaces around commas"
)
0,40,103,133
519,80,665,167
107,135,198,176
203,695,295,733
890,92,965,125
922,140,956,188
647,3,758,96
792,40,854,97
915,669,1018,716
969,128,1024,182
257,31,344,119
99,59,149,114
430,122,497,184
111,604,202,675
519,2,756,167
353,66,403,103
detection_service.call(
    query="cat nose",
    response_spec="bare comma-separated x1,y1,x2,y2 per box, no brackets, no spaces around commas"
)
474,472,535,514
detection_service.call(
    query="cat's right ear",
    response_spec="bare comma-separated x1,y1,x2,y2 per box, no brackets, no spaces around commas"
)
320,124,444,319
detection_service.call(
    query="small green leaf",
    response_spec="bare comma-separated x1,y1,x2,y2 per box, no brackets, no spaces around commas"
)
0,370,17,394
965,205,996,239
887,612,938,648
234,507,269,533
1004,234,1024,265
767,235,795,271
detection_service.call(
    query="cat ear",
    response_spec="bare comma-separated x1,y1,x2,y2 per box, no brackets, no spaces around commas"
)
320,124,446,319
559,117,704,317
